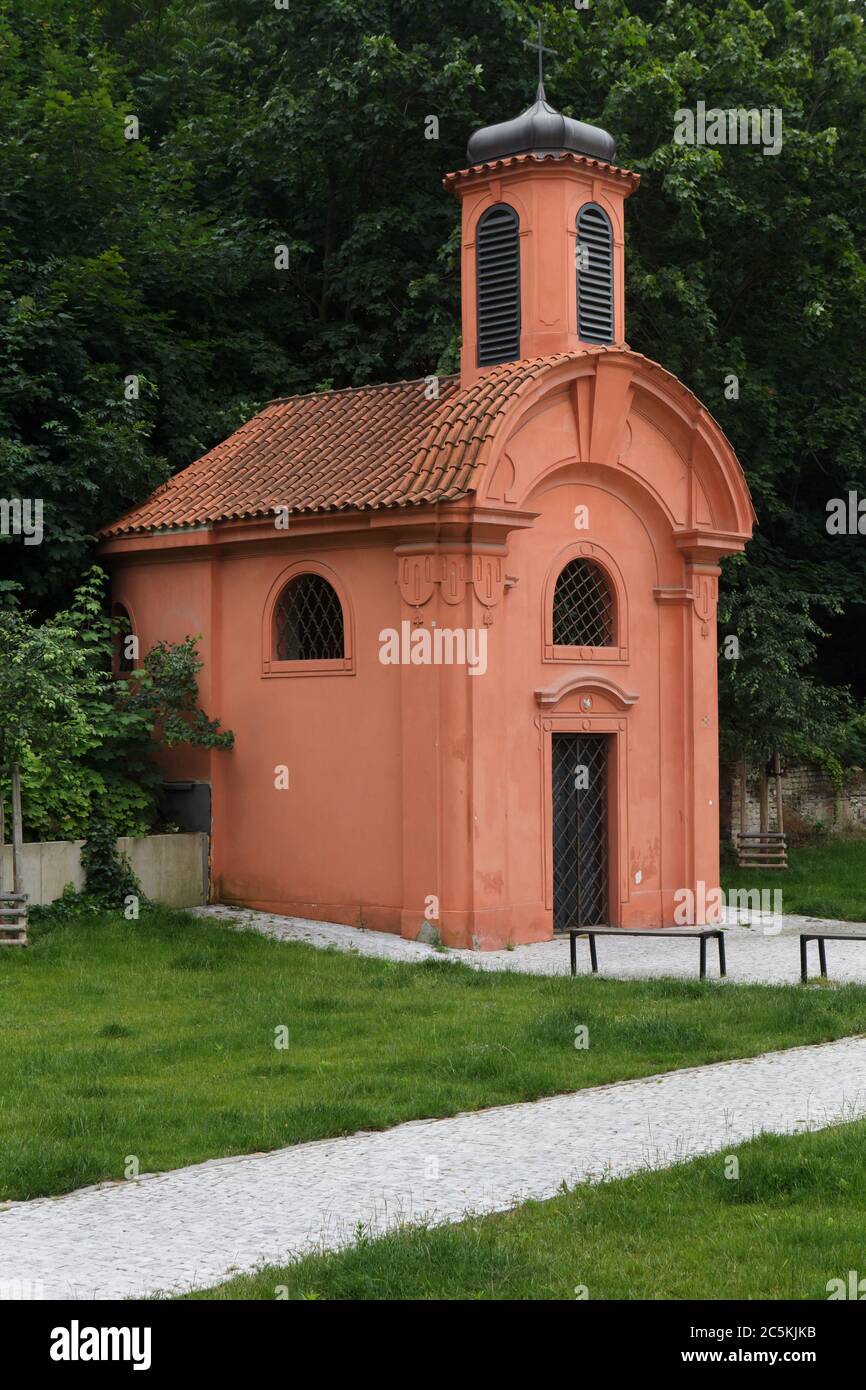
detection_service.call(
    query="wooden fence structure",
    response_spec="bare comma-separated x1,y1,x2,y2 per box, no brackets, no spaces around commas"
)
735,751,789,870
0,763,28,945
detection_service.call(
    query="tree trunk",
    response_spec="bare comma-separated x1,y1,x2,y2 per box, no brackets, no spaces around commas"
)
739,757,747,844
0,768,5,894
10,761,23,894
759,768,769,834
773,750,784,834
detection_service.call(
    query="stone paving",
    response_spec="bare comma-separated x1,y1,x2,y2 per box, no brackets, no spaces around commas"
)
193,903,866,985
2,1035,865,1300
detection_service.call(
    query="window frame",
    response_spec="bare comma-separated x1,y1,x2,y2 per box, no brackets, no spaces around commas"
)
575,202,615,346
475,201,522,368
262,560,354,679
542,543,628,666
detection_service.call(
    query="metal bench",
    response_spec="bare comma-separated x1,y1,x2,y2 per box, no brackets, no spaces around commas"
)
799,930,866,983
569,926,727,980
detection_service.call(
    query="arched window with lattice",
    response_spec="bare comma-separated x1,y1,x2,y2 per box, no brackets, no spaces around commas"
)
552,559,615,648
273,573,345,662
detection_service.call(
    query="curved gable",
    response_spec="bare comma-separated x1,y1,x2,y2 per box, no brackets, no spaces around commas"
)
100,347,754,558
475,350,755,552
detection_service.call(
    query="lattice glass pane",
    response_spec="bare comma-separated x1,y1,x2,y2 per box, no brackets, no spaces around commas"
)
274,574,344,661
553,560,613,647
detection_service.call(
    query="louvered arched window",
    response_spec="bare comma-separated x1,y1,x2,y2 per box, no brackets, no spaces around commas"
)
553,559,614,647
273,573,344,661
476,203,521,367
576,204,614,345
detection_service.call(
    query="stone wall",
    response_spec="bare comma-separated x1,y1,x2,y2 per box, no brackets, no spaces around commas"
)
722,765,866,840
0,832,208,907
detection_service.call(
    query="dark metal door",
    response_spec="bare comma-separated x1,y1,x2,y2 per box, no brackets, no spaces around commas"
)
552,734,609,931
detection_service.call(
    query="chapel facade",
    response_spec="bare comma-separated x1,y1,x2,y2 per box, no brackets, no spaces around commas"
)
101,86,755,949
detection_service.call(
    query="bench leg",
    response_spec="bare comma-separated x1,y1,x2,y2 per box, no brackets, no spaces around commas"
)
818,938,828,978
589,934,598,974
800,936,808,984
570,932,576,977
717,932,726,978
699,936,706,980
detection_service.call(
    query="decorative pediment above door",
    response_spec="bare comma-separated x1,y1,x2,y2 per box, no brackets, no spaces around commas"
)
534,669,639,711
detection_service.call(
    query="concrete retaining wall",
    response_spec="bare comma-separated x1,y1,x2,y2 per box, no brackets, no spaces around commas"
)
0,833,208,908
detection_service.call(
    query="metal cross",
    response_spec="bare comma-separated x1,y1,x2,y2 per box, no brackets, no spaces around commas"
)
523,18,559,94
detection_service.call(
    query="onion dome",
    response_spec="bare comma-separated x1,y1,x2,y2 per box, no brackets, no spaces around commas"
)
467,84,616,167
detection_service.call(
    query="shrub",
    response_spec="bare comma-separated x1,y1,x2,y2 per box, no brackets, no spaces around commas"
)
0,567,233,840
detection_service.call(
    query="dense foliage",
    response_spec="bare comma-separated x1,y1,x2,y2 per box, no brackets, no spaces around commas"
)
0,0,863,762
0,568,233,839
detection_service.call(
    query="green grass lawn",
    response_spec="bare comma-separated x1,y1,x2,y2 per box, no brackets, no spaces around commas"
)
721,835,866,921
1,908,866,1201
185,1119,866,1300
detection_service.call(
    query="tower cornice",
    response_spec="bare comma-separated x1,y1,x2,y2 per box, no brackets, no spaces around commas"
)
443,151,640,198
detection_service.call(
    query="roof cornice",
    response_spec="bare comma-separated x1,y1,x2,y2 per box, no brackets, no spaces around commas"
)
443,151,640,197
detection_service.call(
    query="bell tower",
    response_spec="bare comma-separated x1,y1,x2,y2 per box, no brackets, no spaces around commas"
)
445,69,640,388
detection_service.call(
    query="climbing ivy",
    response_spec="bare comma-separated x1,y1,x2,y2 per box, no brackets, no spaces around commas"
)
80,817,141,908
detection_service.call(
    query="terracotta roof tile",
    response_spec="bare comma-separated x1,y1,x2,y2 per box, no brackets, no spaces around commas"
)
99,347,743,537
100,358,552,536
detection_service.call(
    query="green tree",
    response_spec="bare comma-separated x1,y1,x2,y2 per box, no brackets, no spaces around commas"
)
0,568,232,840
718,558,851,767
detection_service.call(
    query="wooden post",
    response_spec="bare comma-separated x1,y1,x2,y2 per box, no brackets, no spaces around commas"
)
739,757,747,844
0,764,5,894
10,761,23,895
759,767,769,835
773,750,784,835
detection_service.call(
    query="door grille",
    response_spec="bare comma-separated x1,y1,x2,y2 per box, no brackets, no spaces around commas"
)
552,734,609,931
476,204,521,366
576,203,614,345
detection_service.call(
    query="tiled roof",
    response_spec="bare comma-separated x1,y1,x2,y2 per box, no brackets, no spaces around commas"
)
100,346,740,537
100,354,590,537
